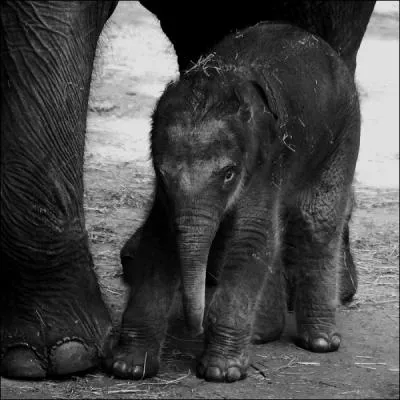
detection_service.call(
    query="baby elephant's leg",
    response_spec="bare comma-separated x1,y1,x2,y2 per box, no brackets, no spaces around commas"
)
198,186,280,382
251,260,286,344
284,179,354,353
105,199,180,379
338,193,358,304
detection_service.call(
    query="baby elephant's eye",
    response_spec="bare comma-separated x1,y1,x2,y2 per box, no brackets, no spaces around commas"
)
223,168,236,184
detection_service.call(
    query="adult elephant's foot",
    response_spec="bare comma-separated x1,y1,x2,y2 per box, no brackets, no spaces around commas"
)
196,350,249,382
0,253,112,379
103,334,161,379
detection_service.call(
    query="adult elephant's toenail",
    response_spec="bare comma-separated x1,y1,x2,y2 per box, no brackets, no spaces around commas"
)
1,347,46,379
49,340,98,376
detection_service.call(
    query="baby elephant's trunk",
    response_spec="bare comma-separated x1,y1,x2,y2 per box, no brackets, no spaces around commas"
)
175,211,219,336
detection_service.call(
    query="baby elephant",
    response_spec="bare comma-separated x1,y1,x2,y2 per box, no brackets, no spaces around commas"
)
107,22,360,382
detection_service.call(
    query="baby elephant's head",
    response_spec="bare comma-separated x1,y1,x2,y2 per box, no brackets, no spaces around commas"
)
150,71,276,335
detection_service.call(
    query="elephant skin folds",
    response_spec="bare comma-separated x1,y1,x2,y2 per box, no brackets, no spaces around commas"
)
0,1,116,379
112,23,360,382
0,250,113,379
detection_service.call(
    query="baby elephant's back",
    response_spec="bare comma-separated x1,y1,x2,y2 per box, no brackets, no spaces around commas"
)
213,22,354,91
212,22,358,159
213,22,343,71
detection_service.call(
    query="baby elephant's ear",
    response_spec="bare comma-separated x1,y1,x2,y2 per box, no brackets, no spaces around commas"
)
232,85,252,122
236,79,280,124
250,80,279,121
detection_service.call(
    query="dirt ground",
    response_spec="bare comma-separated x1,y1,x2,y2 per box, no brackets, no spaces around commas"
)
1,2,399,399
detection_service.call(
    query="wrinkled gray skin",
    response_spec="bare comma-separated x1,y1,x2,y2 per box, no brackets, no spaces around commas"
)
1,0,373,381
112,23,361,383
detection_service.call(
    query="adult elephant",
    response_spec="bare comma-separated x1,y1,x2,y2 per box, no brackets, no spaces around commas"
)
0,1,375,379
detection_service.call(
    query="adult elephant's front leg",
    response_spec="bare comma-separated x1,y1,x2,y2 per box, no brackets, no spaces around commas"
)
105,198,180,379
197,191,283,382
0,1,117,378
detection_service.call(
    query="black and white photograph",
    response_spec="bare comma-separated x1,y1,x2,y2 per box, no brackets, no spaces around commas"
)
1,1,398,398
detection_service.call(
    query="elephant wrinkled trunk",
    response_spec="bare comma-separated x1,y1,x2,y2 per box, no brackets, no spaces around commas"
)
175,213,219,336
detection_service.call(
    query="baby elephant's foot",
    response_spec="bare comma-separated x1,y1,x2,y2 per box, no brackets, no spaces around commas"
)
196,351,249,383
105,344,160,380
296,330,341,353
